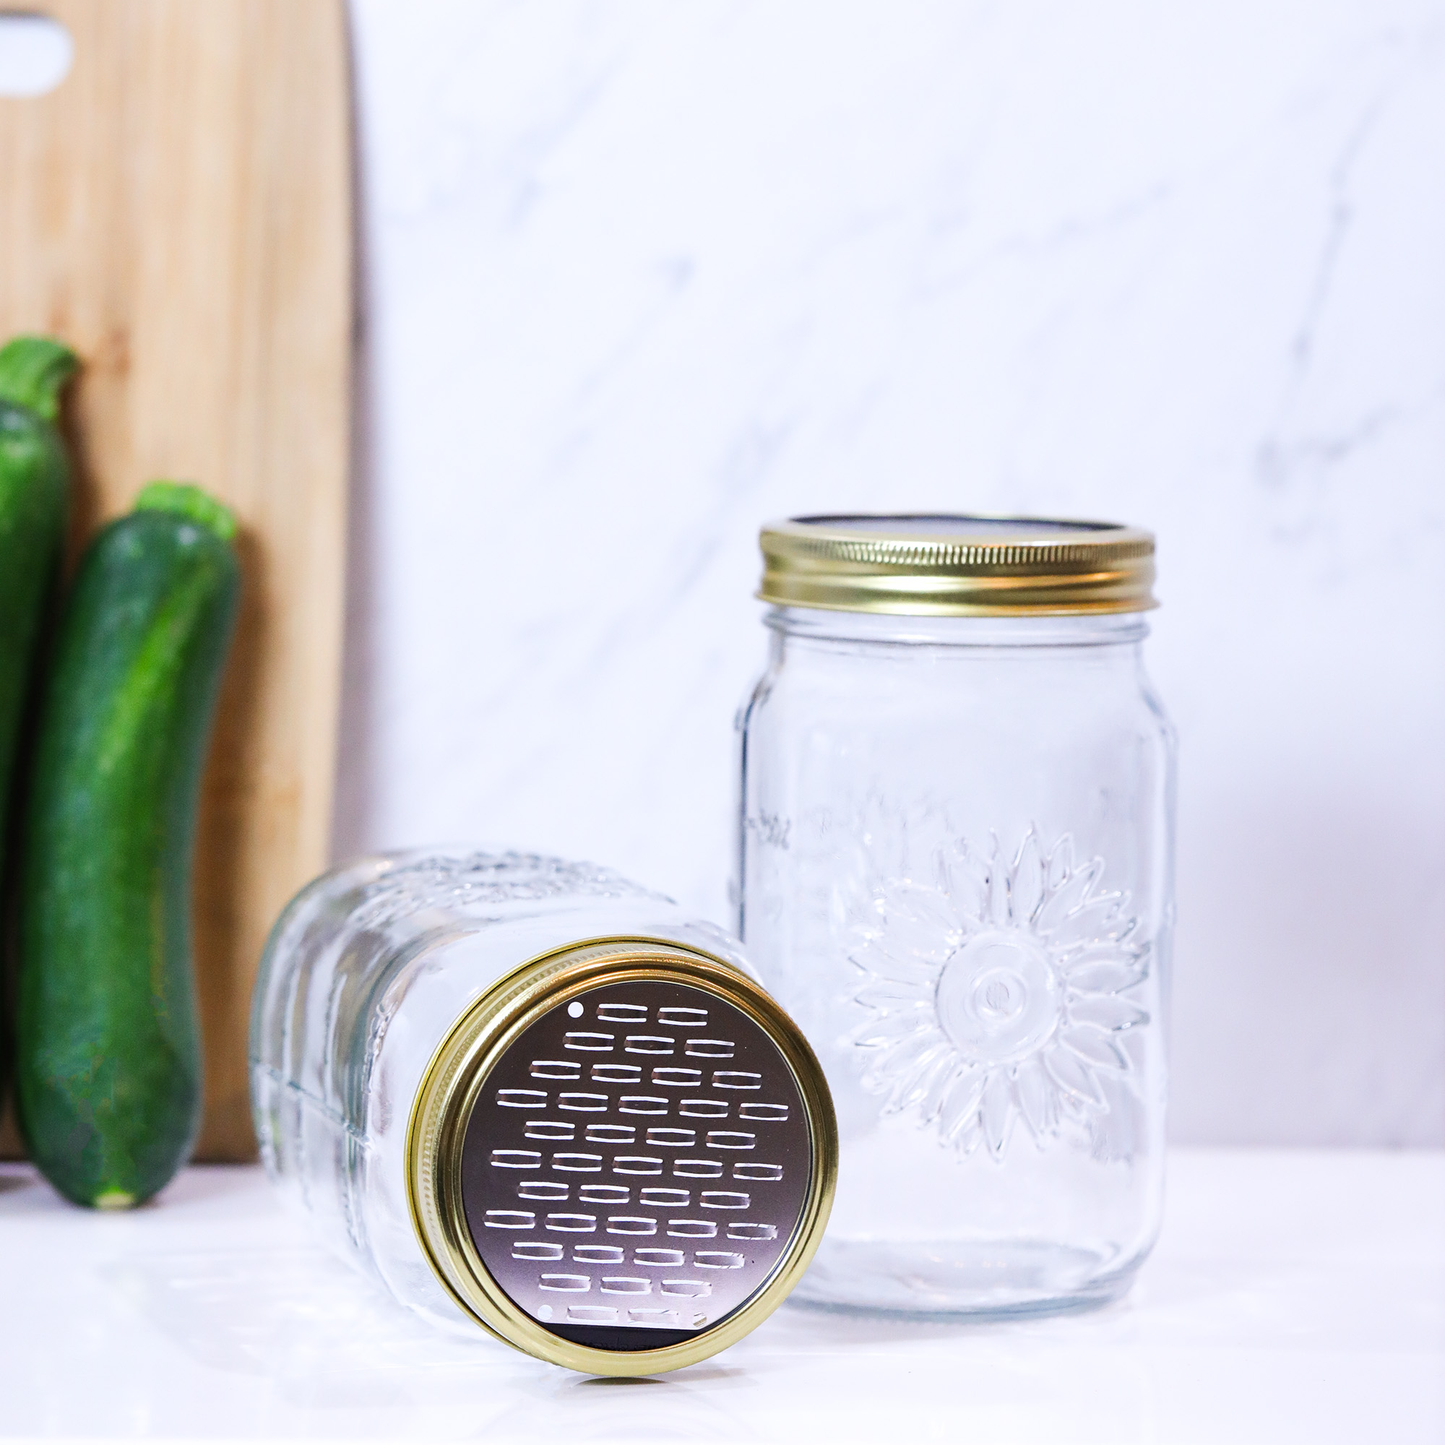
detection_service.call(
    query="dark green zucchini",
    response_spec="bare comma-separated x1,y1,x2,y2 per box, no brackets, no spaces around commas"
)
0,337,77,880
16,481,239,1207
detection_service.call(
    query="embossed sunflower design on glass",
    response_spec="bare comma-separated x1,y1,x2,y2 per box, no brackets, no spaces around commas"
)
848,829,1149,1158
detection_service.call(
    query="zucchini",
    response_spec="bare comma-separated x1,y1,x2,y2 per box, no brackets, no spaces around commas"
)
16,481,240,1207
0,337,77,880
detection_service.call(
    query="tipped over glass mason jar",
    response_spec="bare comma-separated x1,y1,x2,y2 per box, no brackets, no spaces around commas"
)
735,515,1176,1316
250,850,836,1375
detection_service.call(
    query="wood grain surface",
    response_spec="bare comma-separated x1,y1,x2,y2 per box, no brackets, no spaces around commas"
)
0,1,352,1160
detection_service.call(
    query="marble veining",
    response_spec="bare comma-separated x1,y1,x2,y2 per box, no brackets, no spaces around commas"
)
336,1,1445,1146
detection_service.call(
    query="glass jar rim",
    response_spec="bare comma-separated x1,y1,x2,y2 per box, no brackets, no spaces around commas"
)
764,605,1150,648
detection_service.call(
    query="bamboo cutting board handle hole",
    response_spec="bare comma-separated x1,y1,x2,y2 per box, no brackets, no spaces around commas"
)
0,14,73,96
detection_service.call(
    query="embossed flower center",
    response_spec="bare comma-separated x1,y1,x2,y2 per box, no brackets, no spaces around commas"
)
936,931,1062,1065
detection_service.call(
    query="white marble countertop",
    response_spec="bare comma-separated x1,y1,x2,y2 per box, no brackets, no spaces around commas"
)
0,1148,1439,1443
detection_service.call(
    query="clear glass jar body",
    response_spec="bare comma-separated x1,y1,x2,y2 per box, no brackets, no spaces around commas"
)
736,608,1176,1315
249,849,755,1337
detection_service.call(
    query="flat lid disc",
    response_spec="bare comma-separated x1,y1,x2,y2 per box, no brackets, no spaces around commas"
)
461,977,812,1351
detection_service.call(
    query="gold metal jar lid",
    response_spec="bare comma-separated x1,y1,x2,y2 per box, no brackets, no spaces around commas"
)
758,513,1157,616
407,937,837,1376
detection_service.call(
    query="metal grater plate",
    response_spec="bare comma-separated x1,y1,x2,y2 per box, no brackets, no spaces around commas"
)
460,978,812,1350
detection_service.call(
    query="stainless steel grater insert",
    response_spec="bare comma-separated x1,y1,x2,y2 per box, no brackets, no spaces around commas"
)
460,978,813,1351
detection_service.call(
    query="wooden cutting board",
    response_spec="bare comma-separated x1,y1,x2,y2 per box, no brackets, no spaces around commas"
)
0,0,352,1160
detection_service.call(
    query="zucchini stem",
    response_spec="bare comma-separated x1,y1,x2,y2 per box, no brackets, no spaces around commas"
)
0,336,79,422
135,481,238,544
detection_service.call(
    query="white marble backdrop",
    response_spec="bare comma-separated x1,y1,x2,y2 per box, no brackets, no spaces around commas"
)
337,1,1445,1146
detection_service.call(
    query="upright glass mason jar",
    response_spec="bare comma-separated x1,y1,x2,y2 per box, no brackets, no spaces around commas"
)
250,849,836,1375
736,516,1176,1315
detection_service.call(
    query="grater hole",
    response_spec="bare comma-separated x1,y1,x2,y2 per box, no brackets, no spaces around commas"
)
497,1088,548,1109
739,1103,789,1122
618,1095,668,1116
645,1127,695,1148
574,1245,625,1264
625,1035,675,1055
652,1067,702,1087
558,1093,608,1112
485,1210,535,1229
600,1277,652,1295
658,1007,708,1028
579,1184,629,1204
728,1222,778,1241
612,1155,664,1176
733,1162,783,1181
524,1120,574,1140
545,1213,597,1233
585,1123,635,1144
667,1219,718,1238
596,1003,647,1023
659,1279,711,1297
564,1032,614,1052
517,1181,569,1200
635,1248,685,1267
530,1060,580,1080
700,1191,750,1210
592,1063,641,1084
685,1039,735,1058
679,1099,729,1118
513,1241,563,1260
695,1252,746,1270
673,1158,723,1179
706,1131,756,1150
606,1216,658,1236
551,1153,603,1172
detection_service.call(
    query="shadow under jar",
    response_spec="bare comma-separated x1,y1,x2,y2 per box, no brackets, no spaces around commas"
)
735,515,1177,1316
